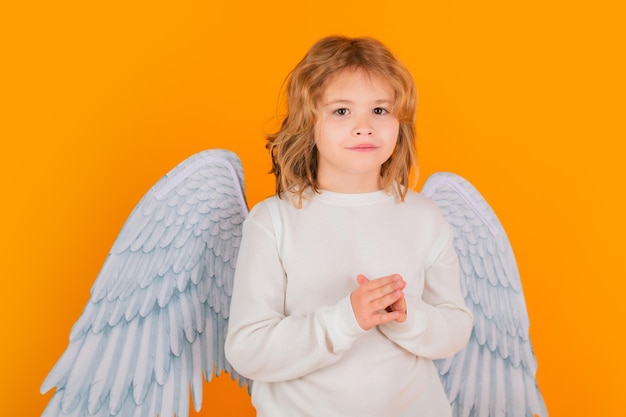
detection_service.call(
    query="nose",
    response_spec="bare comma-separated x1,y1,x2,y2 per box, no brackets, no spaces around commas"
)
354,117,373,136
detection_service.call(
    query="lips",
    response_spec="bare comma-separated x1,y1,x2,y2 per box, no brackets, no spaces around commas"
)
347,144,379,152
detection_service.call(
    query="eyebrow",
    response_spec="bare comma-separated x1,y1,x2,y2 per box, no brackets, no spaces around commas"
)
322,99,393,107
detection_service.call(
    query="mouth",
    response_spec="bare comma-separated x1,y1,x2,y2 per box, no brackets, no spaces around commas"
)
347,144,379,152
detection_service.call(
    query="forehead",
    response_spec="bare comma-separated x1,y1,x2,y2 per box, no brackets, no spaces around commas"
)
321,69,394,101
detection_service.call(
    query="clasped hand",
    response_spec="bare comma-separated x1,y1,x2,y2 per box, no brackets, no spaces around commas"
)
350,274,407,331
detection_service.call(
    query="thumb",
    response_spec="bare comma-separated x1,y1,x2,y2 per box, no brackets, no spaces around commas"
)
356,274,369,285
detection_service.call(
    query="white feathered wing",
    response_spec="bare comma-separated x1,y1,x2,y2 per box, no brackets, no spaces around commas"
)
40,149,250,417
422,172,548,417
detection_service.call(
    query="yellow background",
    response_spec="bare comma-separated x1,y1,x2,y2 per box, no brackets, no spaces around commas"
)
2,1,625,416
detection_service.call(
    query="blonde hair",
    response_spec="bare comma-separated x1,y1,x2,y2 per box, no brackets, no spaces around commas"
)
266,36,418,206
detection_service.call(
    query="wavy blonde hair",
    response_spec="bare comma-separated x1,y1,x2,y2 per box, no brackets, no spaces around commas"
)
266,36,417,207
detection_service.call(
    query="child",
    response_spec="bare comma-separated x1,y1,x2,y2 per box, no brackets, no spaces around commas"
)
225,36,473,417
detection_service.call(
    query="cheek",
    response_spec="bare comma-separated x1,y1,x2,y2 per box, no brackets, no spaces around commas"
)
315,119,344,145
382,121,400,145
382,124,400,159
378,115,399,132
391,119,401,136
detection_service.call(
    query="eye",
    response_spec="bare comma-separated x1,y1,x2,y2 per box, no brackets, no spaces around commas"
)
334,108,350,116
373,107,388,115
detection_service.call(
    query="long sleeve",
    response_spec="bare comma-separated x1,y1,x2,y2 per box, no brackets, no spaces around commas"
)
379,224,473,359
224,203,367,383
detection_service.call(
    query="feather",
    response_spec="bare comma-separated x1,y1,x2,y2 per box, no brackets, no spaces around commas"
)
40,335,83,393
41,389,63,417
154,307,170,386
62,329,107,413
87,324,123,414
190,334,204,411
131,312,157,405
109,317,140,414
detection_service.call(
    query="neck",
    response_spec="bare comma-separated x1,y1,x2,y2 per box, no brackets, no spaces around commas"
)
317,172,383,194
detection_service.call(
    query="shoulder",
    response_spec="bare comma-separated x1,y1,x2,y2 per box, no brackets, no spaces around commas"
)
402,189,446,219
397,189,453,243
243,196,278,231
245,194,298,229
249,194,298,215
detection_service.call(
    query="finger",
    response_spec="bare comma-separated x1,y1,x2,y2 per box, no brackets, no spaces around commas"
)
372,310,403,326
370,278,405,301
356,274,369,286
363,274,403,292
387,295,406,313
375,290,404,311
393,311,407,323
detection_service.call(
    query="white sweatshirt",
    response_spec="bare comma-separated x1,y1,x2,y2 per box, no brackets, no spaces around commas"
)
225,188,473,417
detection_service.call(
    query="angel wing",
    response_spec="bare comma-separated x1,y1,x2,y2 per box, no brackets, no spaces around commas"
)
421,172,548,417
40,149,250,417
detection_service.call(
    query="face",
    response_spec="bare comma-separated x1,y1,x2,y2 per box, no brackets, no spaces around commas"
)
314,69,399,193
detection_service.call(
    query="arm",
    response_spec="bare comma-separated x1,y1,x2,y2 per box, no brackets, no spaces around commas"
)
224,204,367,383
379,224,473,360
